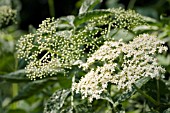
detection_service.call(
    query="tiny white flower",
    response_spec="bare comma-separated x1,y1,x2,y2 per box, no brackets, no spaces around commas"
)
73,34,167,102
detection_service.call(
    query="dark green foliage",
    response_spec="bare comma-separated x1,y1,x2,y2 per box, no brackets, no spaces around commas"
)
0,70,30,82
44,89,71,113
10,79,57,104
116,77,151,103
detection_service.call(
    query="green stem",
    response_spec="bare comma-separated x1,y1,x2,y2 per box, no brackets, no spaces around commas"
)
133,84,159,106
106,22,112,39
14,53,18,71
127,0,136,9
71,73,75,111
156,79,160,105
12,53,19,109
48,0,55,17
107,83,117,113
0,86,2,112
12,83,18,109
108,100,116,113
87,38,99,49
40,51,50,62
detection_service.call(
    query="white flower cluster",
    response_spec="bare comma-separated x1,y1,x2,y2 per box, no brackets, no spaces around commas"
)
0,6,16,28
73,34,167,102
17,8,145,80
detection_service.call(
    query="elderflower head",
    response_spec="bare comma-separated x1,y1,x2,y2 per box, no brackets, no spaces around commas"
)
73,34,167,102
0,6,16,28
17,18,84,80
17,8,145,80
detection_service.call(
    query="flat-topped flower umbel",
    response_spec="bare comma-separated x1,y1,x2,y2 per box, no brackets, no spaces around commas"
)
73,34,167,102
17,8,145,80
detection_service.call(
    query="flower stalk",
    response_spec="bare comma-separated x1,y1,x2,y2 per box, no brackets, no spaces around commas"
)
133,83,159,106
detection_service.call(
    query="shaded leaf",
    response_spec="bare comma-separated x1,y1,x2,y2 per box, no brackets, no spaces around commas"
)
0,54,15,73
44,89,71,113
135,77,151,88
144,79,170,104
60,106,73,113
0,69,30,82
74,10,111,27
6,109,27,113
10,79,54,104
117,77,150,102
75,104,93,113
57,75,72,88
100,92,114,105
79,0,102,15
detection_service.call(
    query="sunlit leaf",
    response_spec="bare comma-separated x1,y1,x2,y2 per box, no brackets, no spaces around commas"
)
74,10,111,27
79,0,102,15
44,89,71,113
59,15,75,27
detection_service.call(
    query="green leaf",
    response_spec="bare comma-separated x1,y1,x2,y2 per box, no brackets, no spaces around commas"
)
0,54,15,73
9,79,54,104
135,77,151,88
57,74,72,88
55,15,76,30
100,92,114,105
74,10,111,27
133,25,158,33
163,108,170,113
75,104,93,113
144,79,170,104
28,25,36,33
0,69,30,82
79,0,102,15
59,15,75,27
117,77,150,103
56,30,72,39
60,106,73,113
6,109,27,113
44,89,71,113
157,55,170,66
143,111,159,113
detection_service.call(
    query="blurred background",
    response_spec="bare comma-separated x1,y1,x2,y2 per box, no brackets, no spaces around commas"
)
2,0,170,30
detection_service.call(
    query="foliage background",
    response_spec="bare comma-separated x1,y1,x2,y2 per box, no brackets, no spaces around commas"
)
0,0,170,113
